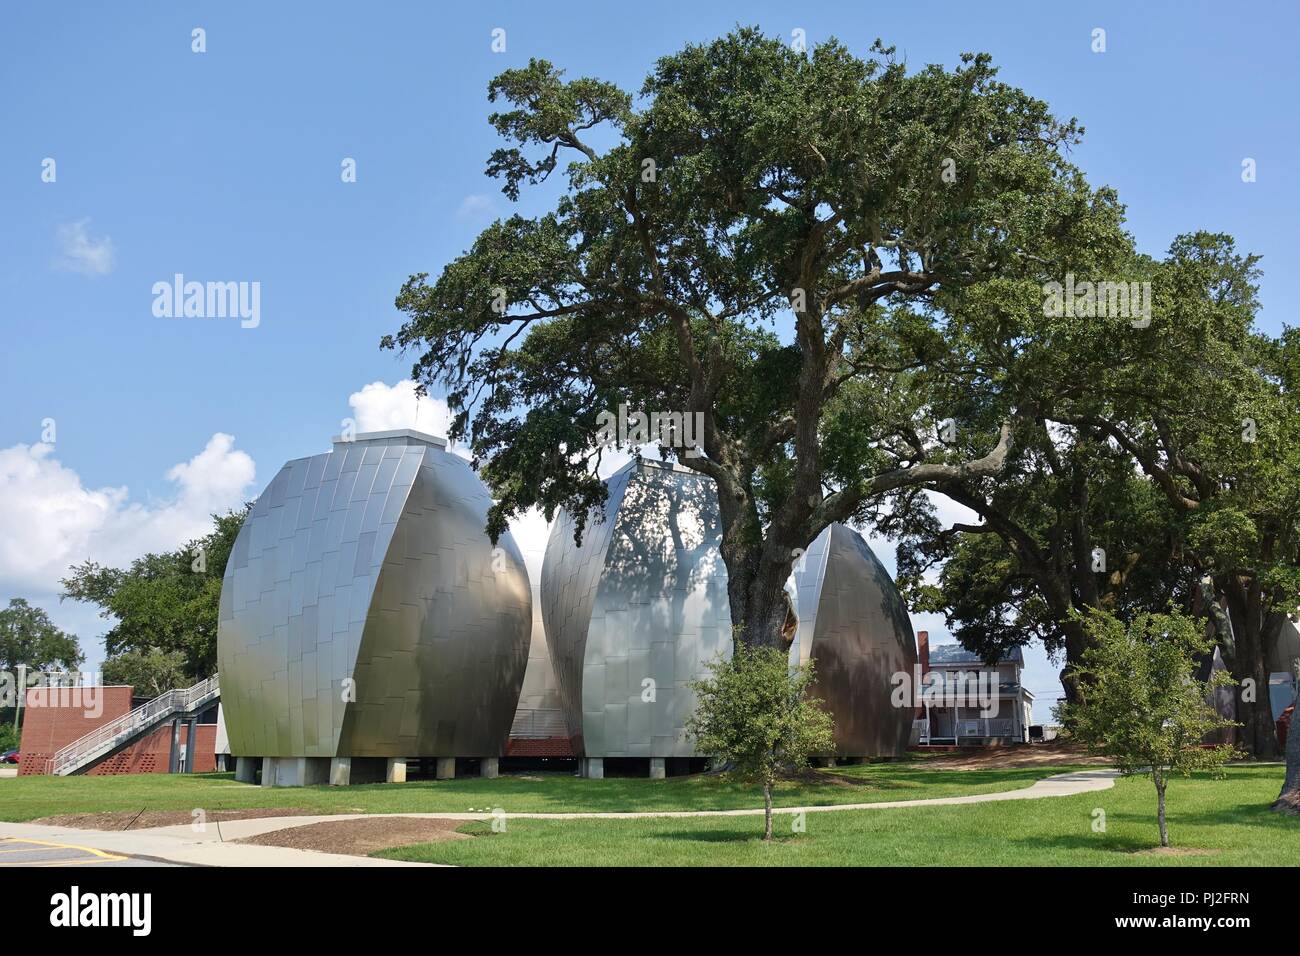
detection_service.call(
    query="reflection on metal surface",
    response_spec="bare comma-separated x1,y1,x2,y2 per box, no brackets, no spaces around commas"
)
510,511,565,731
789,523,918,756
218,430,531,759
541,460,916,759
541,461,729,759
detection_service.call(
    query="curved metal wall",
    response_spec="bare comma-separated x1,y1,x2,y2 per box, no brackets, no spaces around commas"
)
791,524,917,756
540,460,916,759
218,430,531,759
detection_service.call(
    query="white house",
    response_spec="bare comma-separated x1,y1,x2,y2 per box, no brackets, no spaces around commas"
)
913,632,1035,746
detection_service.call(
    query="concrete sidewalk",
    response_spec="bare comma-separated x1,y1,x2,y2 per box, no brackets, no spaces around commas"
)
0,769,1117,866
191,768,1120,840
0,819,438,867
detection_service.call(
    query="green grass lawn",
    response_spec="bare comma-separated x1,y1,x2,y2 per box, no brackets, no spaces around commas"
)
0,761,1075,821
377,765,1297,866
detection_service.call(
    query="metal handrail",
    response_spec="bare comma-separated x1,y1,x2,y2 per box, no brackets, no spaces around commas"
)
45,675,220,775
509,707,569,739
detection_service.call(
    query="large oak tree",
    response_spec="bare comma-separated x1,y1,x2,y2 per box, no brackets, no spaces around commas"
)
384,28,1126,651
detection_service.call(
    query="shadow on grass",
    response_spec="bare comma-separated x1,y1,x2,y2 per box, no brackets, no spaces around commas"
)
654,828,803,845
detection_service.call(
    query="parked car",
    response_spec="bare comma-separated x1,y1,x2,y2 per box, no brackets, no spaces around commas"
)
0,749,18,764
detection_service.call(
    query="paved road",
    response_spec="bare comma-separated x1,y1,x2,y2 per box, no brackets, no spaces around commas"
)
0,836,178,867
0,769,1117,866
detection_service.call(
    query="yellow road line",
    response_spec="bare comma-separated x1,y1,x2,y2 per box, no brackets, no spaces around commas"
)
30,858,124,867
0,838,127,862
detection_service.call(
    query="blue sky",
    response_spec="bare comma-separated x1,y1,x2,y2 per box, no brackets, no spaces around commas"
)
2,1,1297,717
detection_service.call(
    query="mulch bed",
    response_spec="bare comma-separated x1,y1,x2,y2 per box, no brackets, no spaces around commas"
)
30,808,316,830
237,817,470,856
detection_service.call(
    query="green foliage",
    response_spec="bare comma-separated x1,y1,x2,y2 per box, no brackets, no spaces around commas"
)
0,722,19,754
686,644,834,837
101,647,189,697
1059,608,1237,844
384,27,1123,649
1060,609,1237,776
0,597,82,675
1055,613,1237,780
61,507,248,679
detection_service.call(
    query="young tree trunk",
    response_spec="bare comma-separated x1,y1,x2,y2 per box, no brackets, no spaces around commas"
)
1272,705,1300,814
762,780,774,841
1154,771,1170,848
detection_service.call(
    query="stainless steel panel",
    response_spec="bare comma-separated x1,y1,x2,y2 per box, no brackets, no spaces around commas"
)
218,430,531,758
540,461,917,759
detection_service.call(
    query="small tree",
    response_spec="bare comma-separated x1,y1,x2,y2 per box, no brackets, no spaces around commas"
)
686,644,834,841
1059,608,1237,848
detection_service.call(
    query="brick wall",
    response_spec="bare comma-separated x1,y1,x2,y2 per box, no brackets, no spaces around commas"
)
18,686,217,775
89,723,217,775
18,686,134,775
505,736,575,758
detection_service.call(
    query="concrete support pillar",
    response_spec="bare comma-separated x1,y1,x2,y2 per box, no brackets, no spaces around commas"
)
184,717,198,772
386,758,407,784
480,757,499,779
167,719,181,774
582,757,604,779
301,757,329,786
649,757,665,779
435,757,456,780
329,757,351,786
235,756,257,783
263,757,328,787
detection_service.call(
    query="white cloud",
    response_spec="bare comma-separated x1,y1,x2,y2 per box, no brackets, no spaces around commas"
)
54,218,116,277
0,434,254,595
508,506,551,575
456,193,496,220
347,380,456,442
0,434,255,670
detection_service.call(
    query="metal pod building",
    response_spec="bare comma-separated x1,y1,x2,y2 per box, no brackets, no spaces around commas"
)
217,429,531,767
541,460,917,763
789,521,918,756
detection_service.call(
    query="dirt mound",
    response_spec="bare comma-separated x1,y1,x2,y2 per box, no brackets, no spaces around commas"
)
1129,846,1214,857
238,817,470,856
32,807,315,830
910,742,1109,770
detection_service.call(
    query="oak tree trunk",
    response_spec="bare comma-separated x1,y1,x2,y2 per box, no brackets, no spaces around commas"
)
1273,705,1300,814
1223,583,1279,759
719,523,802,651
